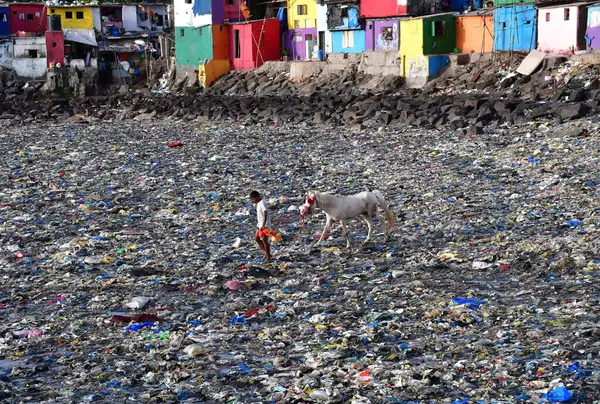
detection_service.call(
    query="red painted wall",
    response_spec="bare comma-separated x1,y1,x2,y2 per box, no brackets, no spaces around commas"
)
9,4,47,34
228,19,280,71
360,0,408,18
46,31,64,67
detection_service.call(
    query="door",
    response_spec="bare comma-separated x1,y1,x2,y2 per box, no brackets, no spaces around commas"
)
318,31,325,52
305,33,316,60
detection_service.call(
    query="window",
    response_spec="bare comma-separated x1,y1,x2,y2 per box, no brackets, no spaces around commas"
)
545,12,550,22
28,49,38,58
342,30,354,48
234,29,240,58
294,20,300,28
564,8,570,20
76,11,84,19
0,13,5,22
26,13,34,21
185,0,192,3
433,20,446,36
524,20,531,24
180,28,184,37
227,0,235,4
198,29,202,36
50,9,55,13
65,11,73,19
52,42,57,47
382,26,393,41
305,34,313,40
297,5,308,15
501,22,506,29
293,34,302,42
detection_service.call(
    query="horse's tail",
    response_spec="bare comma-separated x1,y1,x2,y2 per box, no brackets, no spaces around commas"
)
373,190,396,228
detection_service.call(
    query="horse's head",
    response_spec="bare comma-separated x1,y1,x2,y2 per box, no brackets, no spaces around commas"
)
300,192,317,217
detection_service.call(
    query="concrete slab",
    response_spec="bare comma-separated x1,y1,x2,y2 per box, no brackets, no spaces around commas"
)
290,61,326,81
517,50,546,76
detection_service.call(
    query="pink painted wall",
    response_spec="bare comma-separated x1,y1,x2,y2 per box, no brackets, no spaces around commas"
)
538,6,586,54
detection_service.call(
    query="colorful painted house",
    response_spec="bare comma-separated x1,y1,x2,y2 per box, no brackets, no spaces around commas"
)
46,30,65,67
455,10,494,53
228,18,280,70
48,5,99,31
224,0,251,23
365,18,400,52
400,13,456,87
9,3,47,35
495,0,534,5
0,4,9,37
361,0,455,18
285,0,317,61
326,1,366,54
587,3,600,49
12,36,46,78
538,3,588,54
493,5,537,51
123,4,170,33
174,0,229,85
316,3,332,55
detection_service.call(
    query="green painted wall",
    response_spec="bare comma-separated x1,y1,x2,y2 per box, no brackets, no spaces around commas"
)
175,25,214,67
422,15,456,55
494,0,534,6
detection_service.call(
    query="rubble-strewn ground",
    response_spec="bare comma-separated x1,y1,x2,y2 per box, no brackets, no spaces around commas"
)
0,120,599,403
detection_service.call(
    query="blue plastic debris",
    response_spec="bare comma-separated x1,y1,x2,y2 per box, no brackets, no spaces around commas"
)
567,220,582,228
542,386,573,403
452,297,486,310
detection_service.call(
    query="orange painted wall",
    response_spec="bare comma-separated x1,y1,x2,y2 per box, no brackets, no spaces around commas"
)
456,15,494,53
212,24,229,60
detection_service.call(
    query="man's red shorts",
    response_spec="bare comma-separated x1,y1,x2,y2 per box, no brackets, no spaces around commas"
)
256,229,266,239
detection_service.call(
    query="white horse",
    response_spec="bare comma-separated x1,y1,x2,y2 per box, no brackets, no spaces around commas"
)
300,190,396,248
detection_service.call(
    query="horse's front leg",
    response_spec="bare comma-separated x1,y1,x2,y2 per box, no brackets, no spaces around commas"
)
362,213,374,244
340,220,350,248
314,215,332,247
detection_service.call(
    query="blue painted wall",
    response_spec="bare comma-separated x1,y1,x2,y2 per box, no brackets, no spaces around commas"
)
332,29,366,53
0,7,9,37
428,55,449,77
494,5,537,52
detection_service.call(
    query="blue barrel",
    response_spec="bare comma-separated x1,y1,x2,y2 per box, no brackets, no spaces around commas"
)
317,50,323,61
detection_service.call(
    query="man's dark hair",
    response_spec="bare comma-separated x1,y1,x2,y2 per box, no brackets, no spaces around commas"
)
249,191,260,198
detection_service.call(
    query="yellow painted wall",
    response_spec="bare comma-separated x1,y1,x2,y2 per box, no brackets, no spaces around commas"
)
287,0,317,30
400,19,425,77
48,7,94,30
198,59,230,88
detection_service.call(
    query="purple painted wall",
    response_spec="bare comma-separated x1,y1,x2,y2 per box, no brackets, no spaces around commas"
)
285,28,317,61
365,19,400,52
587,5,600,50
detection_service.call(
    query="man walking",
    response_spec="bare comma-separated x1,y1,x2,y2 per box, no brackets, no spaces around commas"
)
250,191,272,263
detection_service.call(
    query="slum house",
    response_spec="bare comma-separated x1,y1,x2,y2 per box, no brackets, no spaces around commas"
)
9,3,47,35
12,36,46,78
46,15,64,67
365,18,400,52
228,18,280,70
326,0,366,54
98,35,156,85
174,0,229,85
48,6,99,71
455,9,494,53
586,2,600,49
400,13,456,87
360,0,455,18
537,2,588,54
123,3,170,33
285,0,317,61
0,3,9,37
493,4,537,51
224,0,251,22
316,1,332,55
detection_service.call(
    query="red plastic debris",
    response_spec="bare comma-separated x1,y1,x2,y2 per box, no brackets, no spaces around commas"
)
167,142,184,148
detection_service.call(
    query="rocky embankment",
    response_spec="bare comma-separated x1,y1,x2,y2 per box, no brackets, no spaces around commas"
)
1,55,599,129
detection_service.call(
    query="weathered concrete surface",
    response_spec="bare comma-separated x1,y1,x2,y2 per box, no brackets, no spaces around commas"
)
290,61,326,82
358,51,400,76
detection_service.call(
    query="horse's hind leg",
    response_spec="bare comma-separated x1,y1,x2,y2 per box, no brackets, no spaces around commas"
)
340,219,351,248
362,213,374,244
